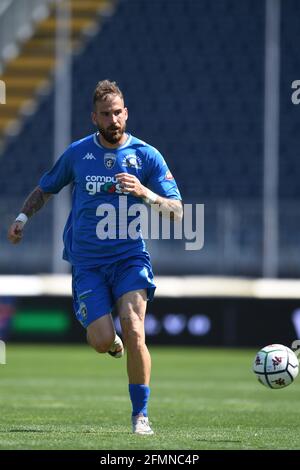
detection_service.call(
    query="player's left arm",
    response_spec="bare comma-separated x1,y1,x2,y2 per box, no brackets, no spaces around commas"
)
115,172,183,221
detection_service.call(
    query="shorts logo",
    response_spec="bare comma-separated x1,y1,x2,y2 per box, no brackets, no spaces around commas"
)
122,154,142,169
79,301,88,322
104,153,116,169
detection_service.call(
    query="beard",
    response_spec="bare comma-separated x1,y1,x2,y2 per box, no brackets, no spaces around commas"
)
98,123,126,144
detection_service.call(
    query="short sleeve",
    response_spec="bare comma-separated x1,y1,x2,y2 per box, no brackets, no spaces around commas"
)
145,149,181,200
39,145,74,194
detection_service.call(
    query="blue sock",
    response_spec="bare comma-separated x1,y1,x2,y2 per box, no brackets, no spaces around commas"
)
129,384,150,417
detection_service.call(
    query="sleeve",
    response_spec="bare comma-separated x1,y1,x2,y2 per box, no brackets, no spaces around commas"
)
39,145,74,194
145,149,182,200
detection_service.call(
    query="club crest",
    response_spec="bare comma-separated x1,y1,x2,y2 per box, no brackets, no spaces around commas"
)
104,153,116,169
79,301,88,321
122,154,142,169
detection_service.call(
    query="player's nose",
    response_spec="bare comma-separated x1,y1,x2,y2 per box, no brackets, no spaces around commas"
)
111,114,118,124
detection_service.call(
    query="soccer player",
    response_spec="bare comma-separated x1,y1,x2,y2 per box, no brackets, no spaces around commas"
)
8,80,182,435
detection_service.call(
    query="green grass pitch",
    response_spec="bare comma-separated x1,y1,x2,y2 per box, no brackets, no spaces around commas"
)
0,345,299,450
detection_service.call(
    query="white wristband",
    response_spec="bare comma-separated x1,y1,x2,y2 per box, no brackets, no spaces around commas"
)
143,189,158,205
15,213,28,225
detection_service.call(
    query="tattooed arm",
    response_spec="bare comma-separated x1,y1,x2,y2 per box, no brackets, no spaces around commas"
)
8,186,52,244
115,172,183,221
20,186,52,217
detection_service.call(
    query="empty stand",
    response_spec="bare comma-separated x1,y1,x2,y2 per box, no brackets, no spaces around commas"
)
1,0,299,276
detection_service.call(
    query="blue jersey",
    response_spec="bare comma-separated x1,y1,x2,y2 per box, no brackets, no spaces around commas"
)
39,132,181,266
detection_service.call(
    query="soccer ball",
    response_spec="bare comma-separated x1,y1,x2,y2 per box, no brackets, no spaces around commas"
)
253,344,299,389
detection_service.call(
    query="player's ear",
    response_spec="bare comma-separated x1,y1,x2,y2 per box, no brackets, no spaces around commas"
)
91,111,97,126
124,107,128,121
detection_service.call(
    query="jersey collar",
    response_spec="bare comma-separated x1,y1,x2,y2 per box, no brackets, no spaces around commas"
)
93,132,132,150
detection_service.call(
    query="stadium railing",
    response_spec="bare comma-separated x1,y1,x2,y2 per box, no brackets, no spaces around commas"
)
2,198,300,277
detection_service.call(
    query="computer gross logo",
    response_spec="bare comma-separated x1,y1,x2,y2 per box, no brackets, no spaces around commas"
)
85,175,127,195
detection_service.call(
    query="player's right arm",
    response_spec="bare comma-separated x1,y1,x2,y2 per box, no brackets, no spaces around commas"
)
8,186,52,244
8,143,74,245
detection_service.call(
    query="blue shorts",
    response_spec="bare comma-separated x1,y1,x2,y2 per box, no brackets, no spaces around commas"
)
72,254,156,328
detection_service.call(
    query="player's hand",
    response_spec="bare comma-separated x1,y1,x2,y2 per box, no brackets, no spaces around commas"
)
7,221,25,244
115,173,147,198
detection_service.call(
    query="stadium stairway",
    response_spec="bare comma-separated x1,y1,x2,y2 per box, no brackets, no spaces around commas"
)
0,0,113,152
